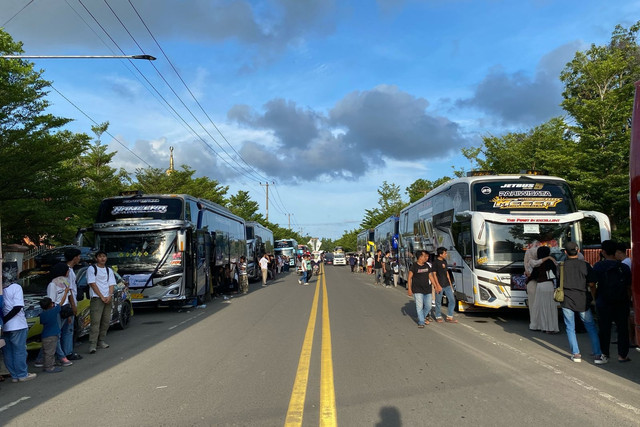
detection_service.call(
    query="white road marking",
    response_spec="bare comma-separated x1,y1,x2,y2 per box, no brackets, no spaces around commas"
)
0,396,30,413
459,322,640,415
168,311,207,330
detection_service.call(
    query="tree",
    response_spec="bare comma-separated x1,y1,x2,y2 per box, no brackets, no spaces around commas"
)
0,30,91,244
130,165,229,206
559,21,640,239
228,190,264,222
406,177,452,203
462,117,575,176
360,181,406,230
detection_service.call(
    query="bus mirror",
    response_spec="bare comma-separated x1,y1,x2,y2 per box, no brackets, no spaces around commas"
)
455,211,472,220
177,230,187,252
471,215,486,246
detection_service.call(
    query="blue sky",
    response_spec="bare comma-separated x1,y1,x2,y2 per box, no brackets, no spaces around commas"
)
2,0,639,239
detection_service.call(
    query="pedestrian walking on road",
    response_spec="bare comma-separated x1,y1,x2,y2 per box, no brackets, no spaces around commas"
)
560,242,607,364
432,247,457,323
407,250,433,328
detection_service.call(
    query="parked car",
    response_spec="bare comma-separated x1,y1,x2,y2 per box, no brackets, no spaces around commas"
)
34,246,93,269
21,266,133,351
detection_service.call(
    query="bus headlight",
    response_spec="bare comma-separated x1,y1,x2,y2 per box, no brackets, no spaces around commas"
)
479,285,496,302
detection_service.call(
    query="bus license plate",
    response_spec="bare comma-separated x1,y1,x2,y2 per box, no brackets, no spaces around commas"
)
130,293,145,299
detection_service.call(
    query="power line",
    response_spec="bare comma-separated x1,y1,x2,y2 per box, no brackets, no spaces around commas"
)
76,0,253,180
50,85,152,167
2,0,34,27
101,0,264,183
126,0,269,183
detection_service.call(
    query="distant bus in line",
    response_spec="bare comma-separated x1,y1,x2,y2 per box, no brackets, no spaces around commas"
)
274,239,298,267
245,221,274,281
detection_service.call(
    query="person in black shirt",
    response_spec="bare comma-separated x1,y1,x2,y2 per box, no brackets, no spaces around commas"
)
374,250,384,285
431,247,457,323
407,250,433,328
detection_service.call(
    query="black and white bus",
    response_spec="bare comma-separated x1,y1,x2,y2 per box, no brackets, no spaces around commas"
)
356,228,375,256
374,215,399,256
397,173,611,310
78,193,246,306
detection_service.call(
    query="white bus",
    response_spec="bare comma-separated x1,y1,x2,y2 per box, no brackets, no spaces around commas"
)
246,221,274,281
274,239,298,267
398,173,611,310
78,193,246,306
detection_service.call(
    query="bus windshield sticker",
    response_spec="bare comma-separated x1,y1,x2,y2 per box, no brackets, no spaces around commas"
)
523,224,540,234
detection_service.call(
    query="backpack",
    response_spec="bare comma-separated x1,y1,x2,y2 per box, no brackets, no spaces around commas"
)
598,261,630,303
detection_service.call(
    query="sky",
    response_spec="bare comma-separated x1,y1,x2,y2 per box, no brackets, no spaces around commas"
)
1,0,639,240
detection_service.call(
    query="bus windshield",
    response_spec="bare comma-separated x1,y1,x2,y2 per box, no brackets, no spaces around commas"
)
474,221,578,273
96,230,183,273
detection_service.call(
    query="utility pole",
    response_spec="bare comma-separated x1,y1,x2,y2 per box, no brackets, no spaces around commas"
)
288,213,291,230
260,182,270,222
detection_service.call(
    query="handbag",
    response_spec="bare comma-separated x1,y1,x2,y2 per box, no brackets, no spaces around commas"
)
60,304,74,319
553,263,564,303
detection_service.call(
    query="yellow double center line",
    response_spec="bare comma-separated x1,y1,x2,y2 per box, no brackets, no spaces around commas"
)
285,264,337,426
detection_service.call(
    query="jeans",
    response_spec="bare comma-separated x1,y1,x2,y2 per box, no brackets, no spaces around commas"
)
301,270,308,283
60,315,74,356
435,286,455,319
413,293,433,326
374,268,382,284
2,328,28,379
562,307,602,356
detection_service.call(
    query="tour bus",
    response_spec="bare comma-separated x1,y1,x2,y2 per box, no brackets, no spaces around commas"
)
245,221,274,281
77,193,246,306
275,239,298,267
397,173,611,310
374,215,399,256
356,228,375,255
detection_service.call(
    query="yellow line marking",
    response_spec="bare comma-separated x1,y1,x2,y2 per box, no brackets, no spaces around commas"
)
284,274,321,426
320,265,337,426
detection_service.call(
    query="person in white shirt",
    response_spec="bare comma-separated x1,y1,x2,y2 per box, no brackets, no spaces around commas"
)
259,254,269,287
86,251,116,354
2,277,36,382
63,248,83,360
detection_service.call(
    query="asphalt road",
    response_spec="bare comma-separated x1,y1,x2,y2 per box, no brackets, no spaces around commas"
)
1,265,639,426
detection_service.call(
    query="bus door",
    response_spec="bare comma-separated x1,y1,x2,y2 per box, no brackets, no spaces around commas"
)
451,220,474,304
195,230,210,300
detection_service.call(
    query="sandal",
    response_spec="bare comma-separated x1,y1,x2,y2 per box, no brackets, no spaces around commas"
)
618,357,631,363
417,324,425,328
424,318,431,325
435,317,444,323
445,317,458,323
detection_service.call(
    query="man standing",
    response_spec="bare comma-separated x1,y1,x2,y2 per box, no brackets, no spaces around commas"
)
87,251,116,354
349,254,356,273
407,250,433,328
238,256,249,294
374,250,384,285
593,240,632,362
259,253,269,287
2,278,37,382
383,251,392,287
560,242,607,364
63,248,83,361
432,247,457,323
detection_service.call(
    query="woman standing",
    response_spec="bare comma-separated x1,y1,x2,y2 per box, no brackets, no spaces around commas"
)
531,246,559,334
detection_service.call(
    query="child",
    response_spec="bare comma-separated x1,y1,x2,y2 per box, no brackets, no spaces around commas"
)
39,294,68,373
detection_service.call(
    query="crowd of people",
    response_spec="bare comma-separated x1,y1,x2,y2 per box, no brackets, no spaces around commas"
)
1,248,115,383
525,239,634,364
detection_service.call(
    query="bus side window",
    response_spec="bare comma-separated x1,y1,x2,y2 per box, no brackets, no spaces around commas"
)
452,220,471,258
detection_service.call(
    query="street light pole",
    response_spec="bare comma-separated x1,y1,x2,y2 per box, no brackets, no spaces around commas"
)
1,54,156,60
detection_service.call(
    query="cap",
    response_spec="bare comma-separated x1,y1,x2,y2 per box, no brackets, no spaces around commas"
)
564,241,579,256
